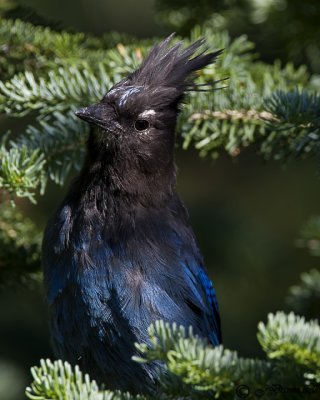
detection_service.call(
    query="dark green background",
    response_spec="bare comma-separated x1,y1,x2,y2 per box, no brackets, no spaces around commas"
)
0,0,319,398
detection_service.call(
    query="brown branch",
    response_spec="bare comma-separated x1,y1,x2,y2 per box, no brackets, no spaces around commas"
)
189,109,277,122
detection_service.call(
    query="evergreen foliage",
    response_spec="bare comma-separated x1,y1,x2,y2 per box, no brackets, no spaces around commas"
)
0,202,41,285
286,269,320,320
258,312,320,373
286,217,320,319
26,359,146,400
0,4,319,399
0,18,318,202
0,137,46,202
296,216,320,257
26,315,320,399
0,18,137,81
157,0,320,73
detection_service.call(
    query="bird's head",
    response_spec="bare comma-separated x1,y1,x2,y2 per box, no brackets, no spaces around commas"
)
75,35,222,186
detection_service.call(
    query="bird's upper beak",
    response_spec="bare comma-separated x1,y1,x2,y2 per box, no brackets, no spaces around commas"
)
75,103,108,129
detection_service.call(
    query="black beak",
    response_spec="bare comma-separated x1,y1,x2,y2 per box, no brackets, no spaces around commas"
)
75,104,104,125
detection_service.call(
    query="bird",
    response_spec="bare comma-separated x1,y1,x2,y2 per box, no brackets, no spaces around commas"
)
42,35,222,394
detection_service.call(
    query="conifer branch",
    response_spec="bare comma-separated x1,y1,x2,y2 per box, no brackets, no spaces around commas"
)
258,312,320,371
0,21,316,203
0,18,138,80
286,269,320,319
135,321,271,398
26,359,149,400
0,202,41,286
189,110,276,122
0,10,319,400
26,313,320,400
0,64,112,116
19,112,88,185
0,136,46,202
261,90,320,160
296,216,320,257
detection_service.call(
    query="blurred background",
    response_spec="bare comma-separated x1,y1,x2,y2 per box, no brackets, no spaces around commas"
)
0,0,320,398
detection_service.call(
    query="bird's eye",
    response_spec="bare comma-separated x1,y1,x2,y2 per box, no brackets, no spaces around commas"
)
134,119,150,132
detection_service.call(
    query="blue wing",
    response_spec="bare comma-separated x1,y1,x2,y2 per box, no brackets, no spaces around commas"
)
198,268,221,345
159,228,222,346
182,260,222,346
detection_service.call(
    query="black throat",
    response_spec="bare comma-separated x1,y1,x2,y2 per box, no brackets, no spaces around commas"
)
66,128,177,231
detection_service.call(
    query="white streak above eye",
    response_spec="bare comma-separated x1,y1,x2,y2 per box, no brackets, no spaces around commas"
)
119,86,142,107
140,109,156,118
107,87,122,96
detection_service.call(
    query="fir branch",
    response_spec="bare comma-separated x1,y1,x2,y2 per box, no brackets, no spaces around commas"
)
258,312,320,371
0,113,86,199
0,24,317,201
0,136,46,202
18,111,88,185
296,216,320,257
0,202,41,286
135,321,271,399
181,89,319,159
1,26,309,120
27,314,320,400
189,110,276,123
261,90,320,160
0,45,145,117
0,64,112,116
25,359,150,400
0,18,138,80
286,269,320,319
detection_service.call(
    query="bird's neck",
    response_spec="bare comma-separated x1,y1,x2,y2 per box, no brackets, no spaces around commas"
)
62,151,178,243
72,147,176,212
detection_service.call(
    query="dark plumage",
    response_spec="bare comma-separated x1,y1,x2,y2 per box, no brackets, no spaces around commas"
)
42,35,222,393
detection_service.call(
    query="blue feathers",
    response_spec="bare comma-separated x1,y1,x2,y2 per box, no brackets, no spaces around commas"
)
181,260,221,347
43,35,222,393
198,269,221,345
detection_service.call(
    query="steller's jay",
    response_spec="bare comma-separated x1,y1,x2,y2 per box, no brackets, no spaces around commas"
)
43,35,222,393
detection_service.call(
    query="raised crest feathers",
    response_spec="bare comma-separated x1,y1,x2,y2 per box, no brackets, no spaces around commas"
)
115,34,224,106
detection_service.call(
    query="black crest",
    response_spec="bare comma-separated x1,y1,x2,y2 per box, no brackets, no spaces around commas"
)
75,35,224,134
111,34,224,108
